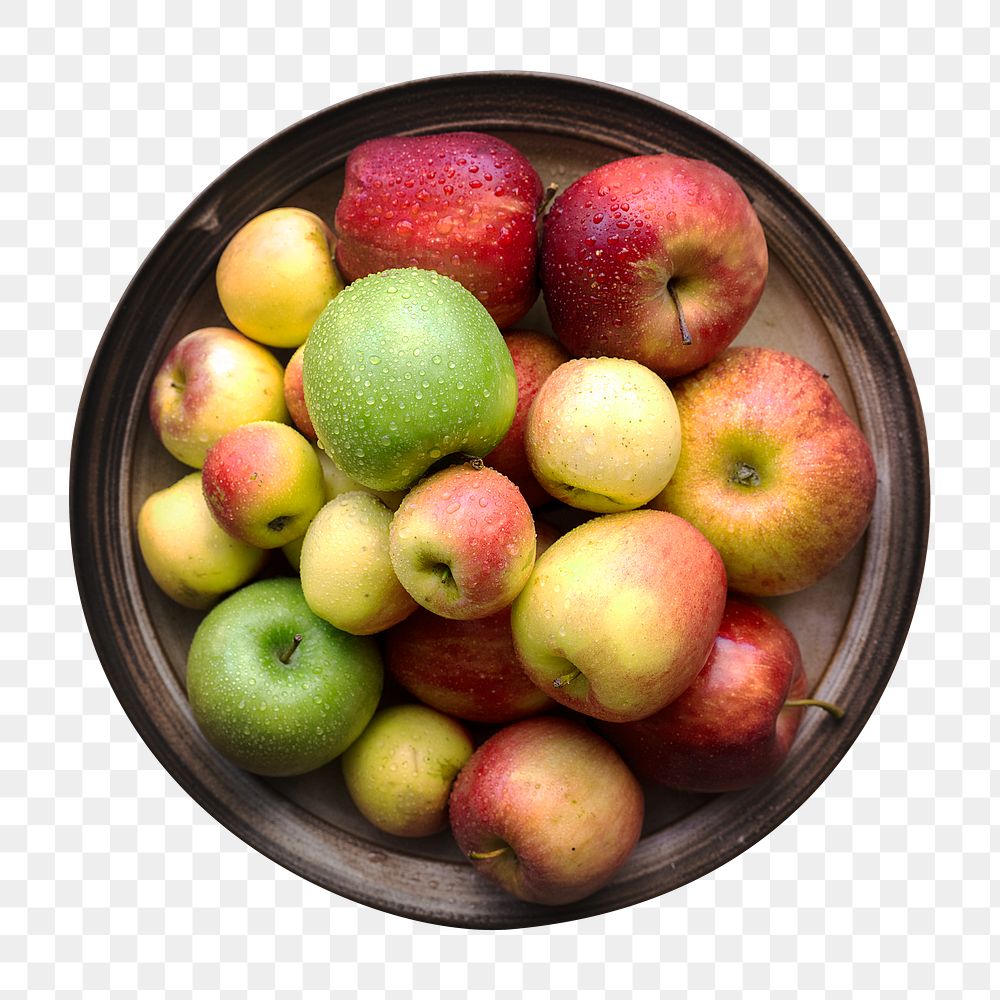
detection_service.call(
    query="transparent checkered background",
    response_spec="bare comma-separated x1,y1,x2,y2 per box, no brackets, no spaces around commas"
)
2,2,995,996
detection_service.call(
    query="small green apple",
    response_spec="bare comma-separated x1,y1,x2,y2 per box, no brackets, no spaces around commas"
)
302,267,518,492
186,577,383,776
341,704,474,838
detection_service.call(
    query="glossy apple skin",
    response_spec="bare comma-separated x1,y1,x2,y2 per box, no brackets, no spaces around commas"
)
137,472,266,609
484,330,570,507
342,704,474,838
283,343,315,440
524,356,681,512
201,421,325,549
334,131,543,328
448,716,644,906
511,509,727,722
541,153,768,378
389,464,536,620
599,598,809,792
302,268,518,492
216,207,343,348
651,346,878,596
186,577,383,777
148,326,289,468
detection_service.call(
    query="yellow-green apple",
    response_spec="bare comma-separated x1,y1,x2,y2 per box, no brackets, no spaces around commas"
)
448,716,644,906
313,444,406,510
334,131,543,328
651,346,878,596
148,326,289,468
299,492,418,636
599,598,842,792
136,472,266,609
524,357,681,513
216,206,343,348
201,420,325,549
303,267,518,492
186,577,383,776
540,153,768,378
484,330,569,507
283,343,315,440
389,463,536,621
341,704,474,838
511,509,727,722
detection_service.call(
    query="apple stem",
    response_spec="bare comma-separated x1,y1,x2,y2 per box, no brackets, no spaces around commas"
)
540,181,559,214
279,633,302,665
461,453,485,470
552,667,581,689
732,462,761,488
469,846,508,861
667,279,693,346
784,697,845,720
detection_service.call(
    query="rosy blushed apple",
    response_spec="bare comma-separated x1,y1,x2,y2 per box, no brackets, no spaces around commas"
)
541,152,768,378
283,343,316,440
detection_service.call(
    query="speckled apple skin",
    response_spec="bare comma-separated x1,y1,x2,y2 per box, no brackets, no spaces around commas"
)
302,268,518,493
541,153,767,378
148,326,289,468
483,330,569,507
282,343,316,440
599,598,809,792
651,346,878,596
334,132,543,328
448,716,644,906
388,464,536,621
511,509,728,723
201,421,325,549
524,356,682,513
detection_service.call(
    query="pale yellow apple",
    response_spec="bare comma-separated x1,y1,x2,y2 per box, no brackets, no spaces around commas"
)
137,472,266,609
299,492,417,635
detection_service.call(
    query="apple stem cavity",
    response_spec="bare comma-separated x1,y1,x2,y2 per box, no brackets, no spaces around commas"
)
666,279,693,346
731,462,761,488
784,697,845,720
552,667,582,689
279,633,302,665
468,846,509,861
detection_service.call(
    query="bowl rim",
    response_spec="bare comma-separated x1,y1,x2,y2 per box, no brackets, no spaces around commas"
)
71,70,930,928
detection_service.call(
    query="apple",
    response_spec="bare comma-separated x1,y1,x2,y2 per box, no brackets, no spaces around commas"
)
651,346,878,596
186,577,383,776
299,492,418,636
389,463,536,621
524,356,681,512
148,326,289,468
216,206,343,348
201,420,325,548
540,152,768,378
448,716,644,906
341,704,474,838
302,267,518,492
334,131,543,328
599,598,843,792
313,444,406,510
511,509,727,722
137,472,266,609
283,343,316,440
484,330,570,507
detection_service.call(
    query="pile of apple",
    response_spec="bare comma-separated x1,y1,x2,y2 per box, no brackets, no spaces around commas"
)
137,131,877,907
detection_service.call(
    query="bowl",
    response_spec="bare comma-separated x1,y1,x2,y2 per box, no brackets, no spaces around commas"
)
71,72,929,928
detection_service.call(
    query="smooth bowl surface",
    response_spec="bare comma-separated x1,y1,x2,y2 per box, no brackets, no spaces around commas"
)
71,73,929,928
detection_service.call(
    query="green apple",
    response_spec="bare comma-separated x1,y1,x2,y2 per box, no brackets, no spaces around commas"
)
186,577,383,776
525,357,682,512
299,492,418,636
302,267,518,492
341,704,474,838
216,207,343,349
137,472,266,609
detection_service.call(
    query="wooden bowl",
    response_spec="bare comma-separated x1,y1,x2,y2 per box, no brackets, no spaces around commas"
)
71,73,928,928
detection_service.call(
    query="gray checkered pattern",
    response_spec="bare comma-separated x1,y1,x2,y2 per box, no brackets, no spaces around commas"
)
3,2,995,995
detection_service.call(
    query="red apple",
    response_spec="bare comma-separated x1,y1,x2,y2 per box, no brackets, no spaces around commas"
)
540,152,767,378
334,131,543,328
448,716,644,906
484,330,570,506
599,598,846,792
651,346,878,596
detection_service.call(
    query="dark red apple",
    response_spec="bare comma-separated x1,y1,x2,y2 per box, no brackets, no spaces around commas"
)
599,598,842,793
540,152,767,378
334,132,543,328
